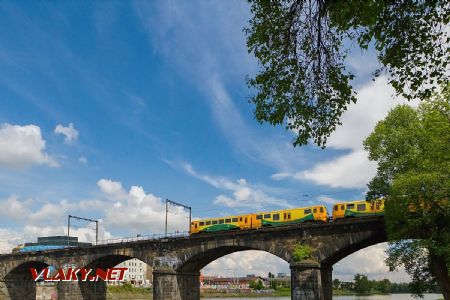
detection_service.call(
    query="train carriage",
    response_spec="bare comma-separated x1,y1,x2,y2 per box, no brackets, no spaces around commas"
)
255,205,327,227
190,205,328,234
332,199,384,220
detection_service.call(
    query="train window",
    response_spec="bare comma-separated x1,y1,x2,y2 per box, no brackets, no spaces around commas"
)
320,207,324,213
304,209,312,214
219,219,224,224
240,217,243,221
225,219,231,223
206,221,211,225
347,204,355,209
195,224,197,228
232,218,238,222
313,208,317,213
264,214,271,219
212,220,218,225
256,215,263,220
341,205,344,210
287,213,291,219
199,222,205,226
357,204,366,211
334,206,338,211
273,214,280,220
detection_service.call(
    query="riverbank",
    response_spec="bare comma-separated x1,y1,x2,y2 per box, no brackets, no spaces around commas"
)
107,285,152,299
201,288,290,298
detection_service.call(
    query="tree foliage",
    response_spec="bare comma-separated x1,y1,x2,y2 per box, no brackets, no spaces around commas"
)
246,0,449,147
354,273,372,294
364,84,450,298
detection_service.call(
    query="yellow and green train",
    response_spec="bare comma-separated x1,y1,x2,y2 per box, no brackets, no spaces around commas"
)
332,199,384,220
190,199,385,234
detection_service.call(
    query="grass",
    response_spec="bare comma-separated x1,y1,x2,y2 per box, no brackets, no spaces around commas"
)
107,284,152,295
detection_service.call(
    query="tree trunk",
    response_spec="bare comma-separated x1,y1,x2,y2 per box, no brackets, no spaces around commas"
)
430,253,450,300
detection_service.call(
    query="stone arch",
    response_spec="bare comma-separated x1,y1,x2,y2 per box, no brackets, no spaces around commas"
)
176,243,291,273
3,260,49,300
65,253,154,300
321,233,387,267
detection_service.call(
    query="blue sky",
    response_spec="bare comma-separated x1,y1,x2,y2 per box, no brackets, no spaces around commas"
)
0,1,412,281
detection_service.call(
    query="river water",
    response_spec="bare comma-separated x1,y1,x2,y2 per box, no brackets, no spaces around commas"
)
203,295,443,300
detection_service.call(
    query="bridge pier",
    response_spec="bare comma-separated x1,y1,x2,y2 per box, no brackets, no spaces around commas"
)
0,281,9,300
57,281,84,300
321,264,333,300
78,280,107,300
290,261,324,300
0,279,36,300
153,269,200,300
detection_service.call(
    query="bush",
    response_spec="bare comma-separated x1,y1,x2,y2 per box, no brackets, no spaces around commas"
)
292,244,312,261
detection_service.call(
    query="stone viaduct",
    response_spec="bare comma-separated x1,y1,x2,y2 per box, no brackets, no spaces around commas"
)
0,216,386,300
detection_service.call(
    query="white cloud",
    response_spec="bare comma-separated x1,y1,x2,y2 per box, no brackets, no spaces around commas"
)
202,250,289,277
98,178,189,234
274,77,416,189
270,150,377,189
0,228,22,253
327,77,412,151
54,123,79,144
183,163,290,209
0,123,58,169
97,179,128,201
0,195,32,220
28,200,77,224
300,150,378,189
79,156,88,164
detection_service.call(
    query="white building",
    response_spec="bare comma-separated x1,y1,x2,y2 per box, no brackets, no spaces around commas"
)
109,258,151,286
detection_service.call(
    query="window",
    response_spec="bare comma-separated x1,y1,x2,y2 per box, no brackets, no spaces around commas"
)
206,221,211,225
212,220,218,225
256,215,263,220
287,213,291,219
347,204,355,209
264,214,271,219
313,208,317,213
304,209,312,214
334,206,338,211
240,217,243,221
195,224,197,228
219,219,224,224
225,219,231,223
357,204,366,211
232,218,238,222
199,222,205,226
273,213,280,220
341,205,345,210
320,207,324,213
